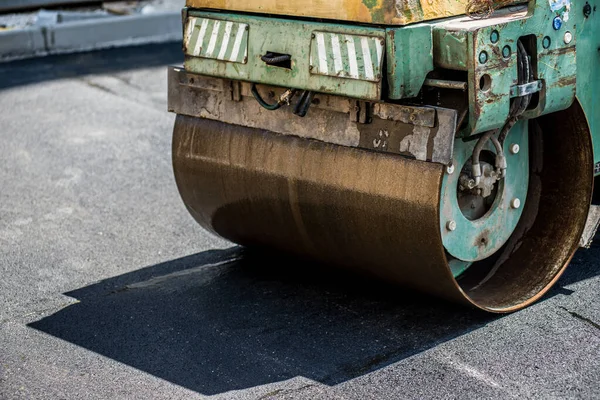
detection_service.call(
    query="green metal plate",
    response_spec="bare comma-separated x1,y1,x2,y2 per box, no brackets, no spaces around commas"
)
440,121,529,262
184,11,386,100
574,0,600,170
385,23,433,99
448,258,472,278
184,17,249,64
309,31,384,82
432,2,577,136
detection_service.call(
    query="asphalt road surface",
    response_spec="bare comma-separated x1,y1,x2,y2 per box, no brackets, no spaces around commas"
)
1,44,599,400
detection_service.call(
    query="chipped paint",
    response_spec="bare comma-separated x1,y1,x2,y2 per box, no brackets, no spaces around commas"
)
399,126,430,161
548,0,571,21
186,0,522,26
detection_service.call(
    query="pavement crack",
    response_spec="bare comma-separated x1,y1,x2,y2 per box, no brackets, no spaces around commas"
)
81,79,118,96
559,306,600,330
258,384,317,399
257,389,283,399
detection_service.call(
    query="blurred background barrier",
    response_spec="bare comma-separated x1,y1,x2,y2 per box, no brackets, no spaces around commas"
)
0,1,183,62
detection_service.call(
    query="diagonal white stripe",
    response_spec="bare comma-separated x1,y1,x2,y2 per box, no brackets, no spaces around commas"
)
345,35,359,79
361,37,374,80
229,24,246,62
193,18,209,56
184,18,195,47
316,32,328,74
205,20,221,56
217,21,233,60
375,38,383,65
330,34,343,74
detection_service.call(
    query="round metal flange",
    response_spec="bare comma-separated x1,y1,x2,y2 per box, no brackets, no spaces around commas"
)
439,121,529,262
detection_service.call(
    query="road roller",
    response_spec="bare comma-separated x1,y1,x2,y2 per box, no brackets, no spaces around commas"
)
168,0,600,312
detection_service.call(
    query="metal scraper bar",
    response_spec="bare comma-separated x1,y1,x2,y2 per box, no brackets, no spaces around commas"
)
168,66,458,165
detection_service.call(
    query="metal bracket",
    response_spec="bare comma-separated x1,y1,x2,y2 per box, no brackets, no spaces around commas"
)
168,67,457,165
510,80,543,98
351,101,373,124
222,79,242,102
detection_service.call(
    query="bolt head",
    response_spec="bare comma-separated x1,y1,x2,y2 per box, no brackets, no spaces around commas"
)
511,198,521,209
478,51,488,64
564,31,573,44
510,143,520,154
583,3,592,18
490,30,499,43
542,36,552,49
446,220,457,231
446,164,455,174
553,16,562,30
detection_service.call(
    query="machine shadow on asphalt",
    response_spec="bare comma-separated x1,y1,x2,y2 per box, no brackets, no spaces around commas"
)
28,240,599,396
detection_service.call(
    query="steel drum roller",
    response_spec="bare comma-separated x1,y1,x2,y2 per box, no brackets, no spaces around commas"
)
172,102,593,312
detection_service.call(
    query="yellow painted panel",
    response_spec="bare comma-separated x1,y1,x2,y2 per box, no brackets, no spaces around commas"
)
185,0,519,25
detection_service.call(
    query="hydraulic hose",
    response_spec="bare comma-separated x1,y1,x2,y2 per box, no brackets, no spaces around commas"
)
251,84,296,111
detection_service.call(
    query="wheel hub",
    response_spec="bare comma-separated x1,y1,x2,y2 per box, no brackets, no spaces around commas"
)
440,121,529,265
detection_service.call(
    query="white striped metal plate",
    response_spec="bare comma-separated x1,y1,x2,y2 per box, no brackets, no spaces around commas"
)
184,17,249,64
309,31,384,82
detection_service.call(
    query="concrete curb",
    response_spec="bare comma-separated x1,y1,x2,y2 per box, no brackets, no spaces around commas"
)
1,0,103,13
0,11,182,62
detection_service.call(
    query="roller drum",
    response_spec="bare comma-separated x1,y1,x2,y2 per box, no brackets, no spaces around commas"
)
172,102,593,312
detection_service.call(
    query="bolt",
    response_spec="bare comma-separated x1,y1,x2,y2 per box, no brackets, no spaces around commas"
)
502,45,511,58
490,30,499,43
511,198,521,209
478,51,488,64
446,164,455,174
510,143,520,154
583,2,592,18
542,36,552,49
564,31,573,44
553,16,562,30
446,220,457,231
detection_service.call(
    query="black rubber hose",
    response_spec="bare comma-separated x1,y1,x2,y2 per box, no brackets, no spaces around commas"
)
293,91,315,117
261,54,292,64
251,83,283,111
499,39,533,144
517,40,533,115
